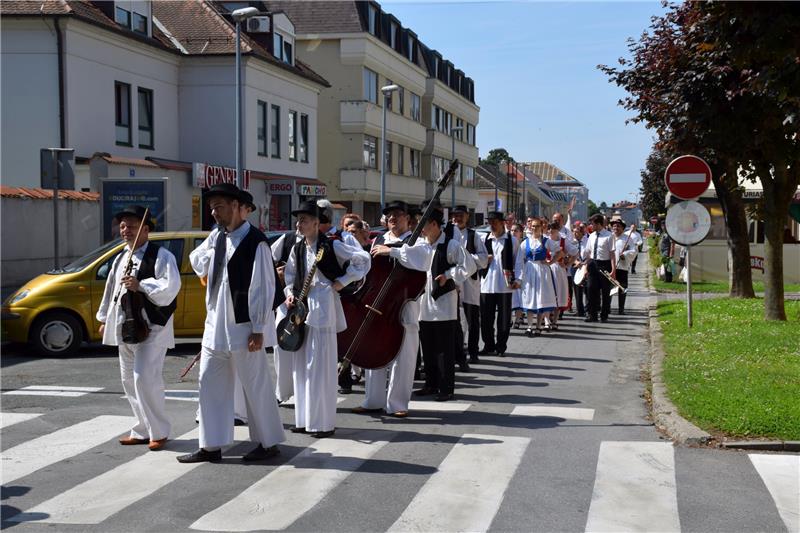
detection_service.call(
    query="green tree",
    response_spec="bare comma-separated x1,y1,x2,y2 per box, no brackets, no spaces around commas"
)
587,199,601,217
639,145,671,221
484,148,514,167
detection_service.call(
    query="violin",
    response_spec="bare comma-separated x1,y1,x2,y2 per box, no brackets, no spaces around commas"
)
113,208,151,344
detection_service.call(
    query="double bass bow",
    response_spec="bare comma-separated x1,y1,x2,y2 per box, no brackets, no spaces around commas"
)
338,159,460,373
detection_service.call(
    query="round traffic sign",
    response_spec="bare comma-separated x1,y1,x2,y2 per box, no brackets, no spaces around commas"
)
664,155,712,200
665,200,711,246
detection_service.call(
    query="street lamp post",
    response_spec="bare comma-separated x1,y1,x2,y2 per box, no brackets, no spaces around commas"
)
380,84,399,211
450,126,463,208
232,7,259,190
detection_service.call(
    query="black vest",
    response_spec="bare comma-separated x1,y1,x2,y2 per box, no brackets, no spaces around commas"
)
226,225,272,323
278,230,296,265
431,223,456,299
292,232,346,295
135,243,177,326
464,228,478,279
481,231,514,279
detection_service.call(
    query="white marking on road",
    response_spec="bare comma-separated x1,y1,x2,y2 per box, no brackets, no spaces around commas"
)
668,172,707,183
280,396,346,406
749,454,800,533
3,385,104,398
0,415,133,485
585,441,680,533
164,389,199,402
511,406,595,420
190,429,393,532
0,412,42,429
388,433,529,532
408,400,472,413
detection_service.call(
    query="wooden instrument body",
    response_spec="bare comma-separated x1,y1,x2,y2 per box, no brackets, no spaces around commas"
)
120,290,150,344
337,255,425,369
277,299,308,352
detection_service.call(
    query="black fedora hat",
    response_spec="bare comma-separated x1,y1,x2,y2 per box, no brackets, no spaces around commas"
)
487,210,505,221
204,182,246,203
291,200,320,218
382,200,409,215
240,190,256,213
452,205,469,214
113,205,155,229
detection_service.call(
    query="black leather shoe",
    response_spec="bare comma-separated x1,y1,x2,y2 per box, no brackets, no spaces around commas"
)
584,317,598,323
458,362,471,372
242,444,280,462
496,350,506,357
435,393,454,402
413,387,436,396
478,347,496,356
618,310,626,315
469,355,480,364
311,429,335,438
234,418,247,426
290,426,308,433
177,448,222,463
600,316,609,323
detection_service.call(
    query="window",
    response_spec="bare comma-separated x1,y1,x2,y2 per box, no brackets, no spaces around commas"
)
411,92,421,122
398,86,405,115
385,141,393,173
137,87,153,149
115,6,131,28
455,118,464,141
467,123,475,146
288,110,297,161
397,145,405,175
407,34,414,62
257,100,268,156
115,81,131,146
132,12,147,35
273,33,283,61
444,111,452,135
363,68,378,104
390,22,398,49
363,135,377,168
432,156,449,178
300,113,309,163
271,104,280,158
283,40,293,65
385,79,394,110
368,5,377,35
432,104,440,130
410,149,420,177
463,166,475,188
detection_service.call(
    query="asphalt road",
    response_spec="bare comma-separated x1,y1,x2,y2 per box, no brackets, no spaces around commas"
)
1,265,797,533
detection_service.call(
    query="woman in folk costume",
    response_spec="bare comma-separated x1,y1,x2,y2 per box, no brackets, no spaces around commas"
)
510,223,526,329
282,201,371,438
546,222,570,330
520,218,558,336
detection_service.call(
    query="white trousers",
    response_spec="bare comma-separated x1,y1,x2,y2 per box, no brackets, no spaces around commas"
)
119,342,170,441
195,372,247,423
273,347,294,402
292,326,337,433
362,324,419,414
198,347,286,449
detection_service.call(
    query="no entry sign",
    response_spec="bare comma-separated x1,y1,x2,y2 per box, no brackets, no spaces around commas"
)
664,155,712,200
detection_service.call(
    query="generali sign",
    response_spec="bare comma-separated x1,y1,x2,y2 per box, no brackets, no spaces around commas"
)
194,162,251,190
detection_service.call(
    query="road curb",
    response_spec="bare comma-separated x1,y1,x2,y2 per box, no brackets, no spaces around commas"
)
645,268,713,447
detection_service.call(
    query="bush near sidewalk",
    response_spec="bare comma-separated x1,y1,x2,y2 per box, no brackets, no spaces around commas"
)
658,297,800,441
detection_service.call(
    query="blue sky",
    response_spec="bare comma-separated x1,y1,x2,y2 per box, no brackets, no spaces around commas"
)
383,0,667,205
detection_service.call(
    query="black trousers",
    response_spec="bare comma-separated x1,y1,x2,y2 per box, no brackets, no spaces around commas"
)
616,269,629,312
571,274,587,315
587,260,612,320
480,292,512,353
453,294,466,364
463,302,480,357
419,320,457,395
631,254,638,273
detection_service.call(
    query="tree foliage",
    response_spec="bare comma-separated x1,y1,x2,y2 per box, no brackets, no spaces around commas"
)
586,199,601,217
639,145,672,220
484,148,514,167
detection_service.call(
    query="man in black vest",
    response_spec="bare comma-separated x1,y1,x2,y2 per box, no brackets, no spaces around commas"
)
179,183,286,463
479,211,523,357
97,206,181,451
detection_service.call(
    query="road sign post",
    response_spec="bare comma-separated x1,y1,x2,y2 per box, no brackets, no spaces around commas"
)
664,155,712,328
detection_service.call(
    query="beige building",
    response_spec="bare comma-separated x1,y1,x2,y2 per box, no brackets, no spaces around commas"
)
264,1,480,224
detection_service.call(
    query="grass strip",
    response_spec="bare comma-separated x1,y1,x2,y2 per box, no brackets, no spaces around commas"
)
658,297,800,440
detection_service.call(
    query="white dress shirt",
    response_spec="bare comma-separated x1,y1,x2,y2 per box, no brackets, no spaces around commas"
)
582,229,615,262
97,242,182,349
614,233,639,271
190,222,278,351
480,232,523,294
390,230,471,321
456,226,489,306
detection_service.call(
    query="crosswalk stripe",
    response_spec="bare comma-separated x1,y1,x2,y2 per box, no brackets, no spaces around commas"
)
3,385,104,398
190,429,393,532
0,412,42,429
749,454,800,533
511,406,595,420
388,433,529,532
585,441,680,533
407,400,472,413
1,415,133,485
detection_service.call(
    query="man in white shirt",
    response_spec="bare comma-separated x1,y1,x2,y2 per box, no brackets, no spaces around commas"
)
611,219,638,315
97,206,181,452
581,214,617,322
625,225,643,274
179,183,285,463
479,211,523,356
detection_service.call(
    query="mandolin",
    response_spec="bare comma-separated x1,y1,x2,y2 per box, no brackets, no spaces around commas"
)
276,248,324,351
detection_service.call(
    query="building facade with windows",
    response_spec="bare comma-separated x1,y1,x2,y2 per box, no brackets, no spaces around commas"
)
263,0,480,224
525,161,590,222
1,0,329,242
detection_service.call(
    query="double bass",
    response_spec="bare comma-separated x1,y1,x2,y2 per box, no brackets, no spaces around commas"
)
338,159,460,371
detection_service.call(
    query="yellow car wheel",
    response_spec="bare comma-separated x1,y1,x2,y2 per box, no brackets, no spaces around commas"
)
30,311,84,357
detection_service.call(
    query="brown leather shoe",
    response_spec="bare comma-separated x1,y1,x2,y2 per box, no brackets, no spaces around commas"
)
148,438,168,451
351,406,382,414
388,410,408,418
119,436,149,445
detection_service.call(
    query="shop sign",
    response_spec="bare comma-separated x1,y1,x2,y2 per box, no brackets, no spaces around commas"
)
750,256,765,272
268,180,294,194
193,162,251,190
102,180,165,241
298,184,326,197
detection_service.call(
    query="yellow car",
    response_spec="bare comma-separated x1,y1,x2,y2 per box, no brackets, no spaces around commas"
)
2,232,210,356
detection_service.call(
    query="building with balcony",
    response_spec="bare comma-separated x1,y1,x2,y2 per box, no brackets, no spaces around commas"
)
263,0,480,224
525,161,589,222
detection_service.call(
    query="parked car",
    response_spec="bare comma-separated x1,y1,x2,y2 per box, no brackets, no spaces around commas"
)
2,232,211,356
